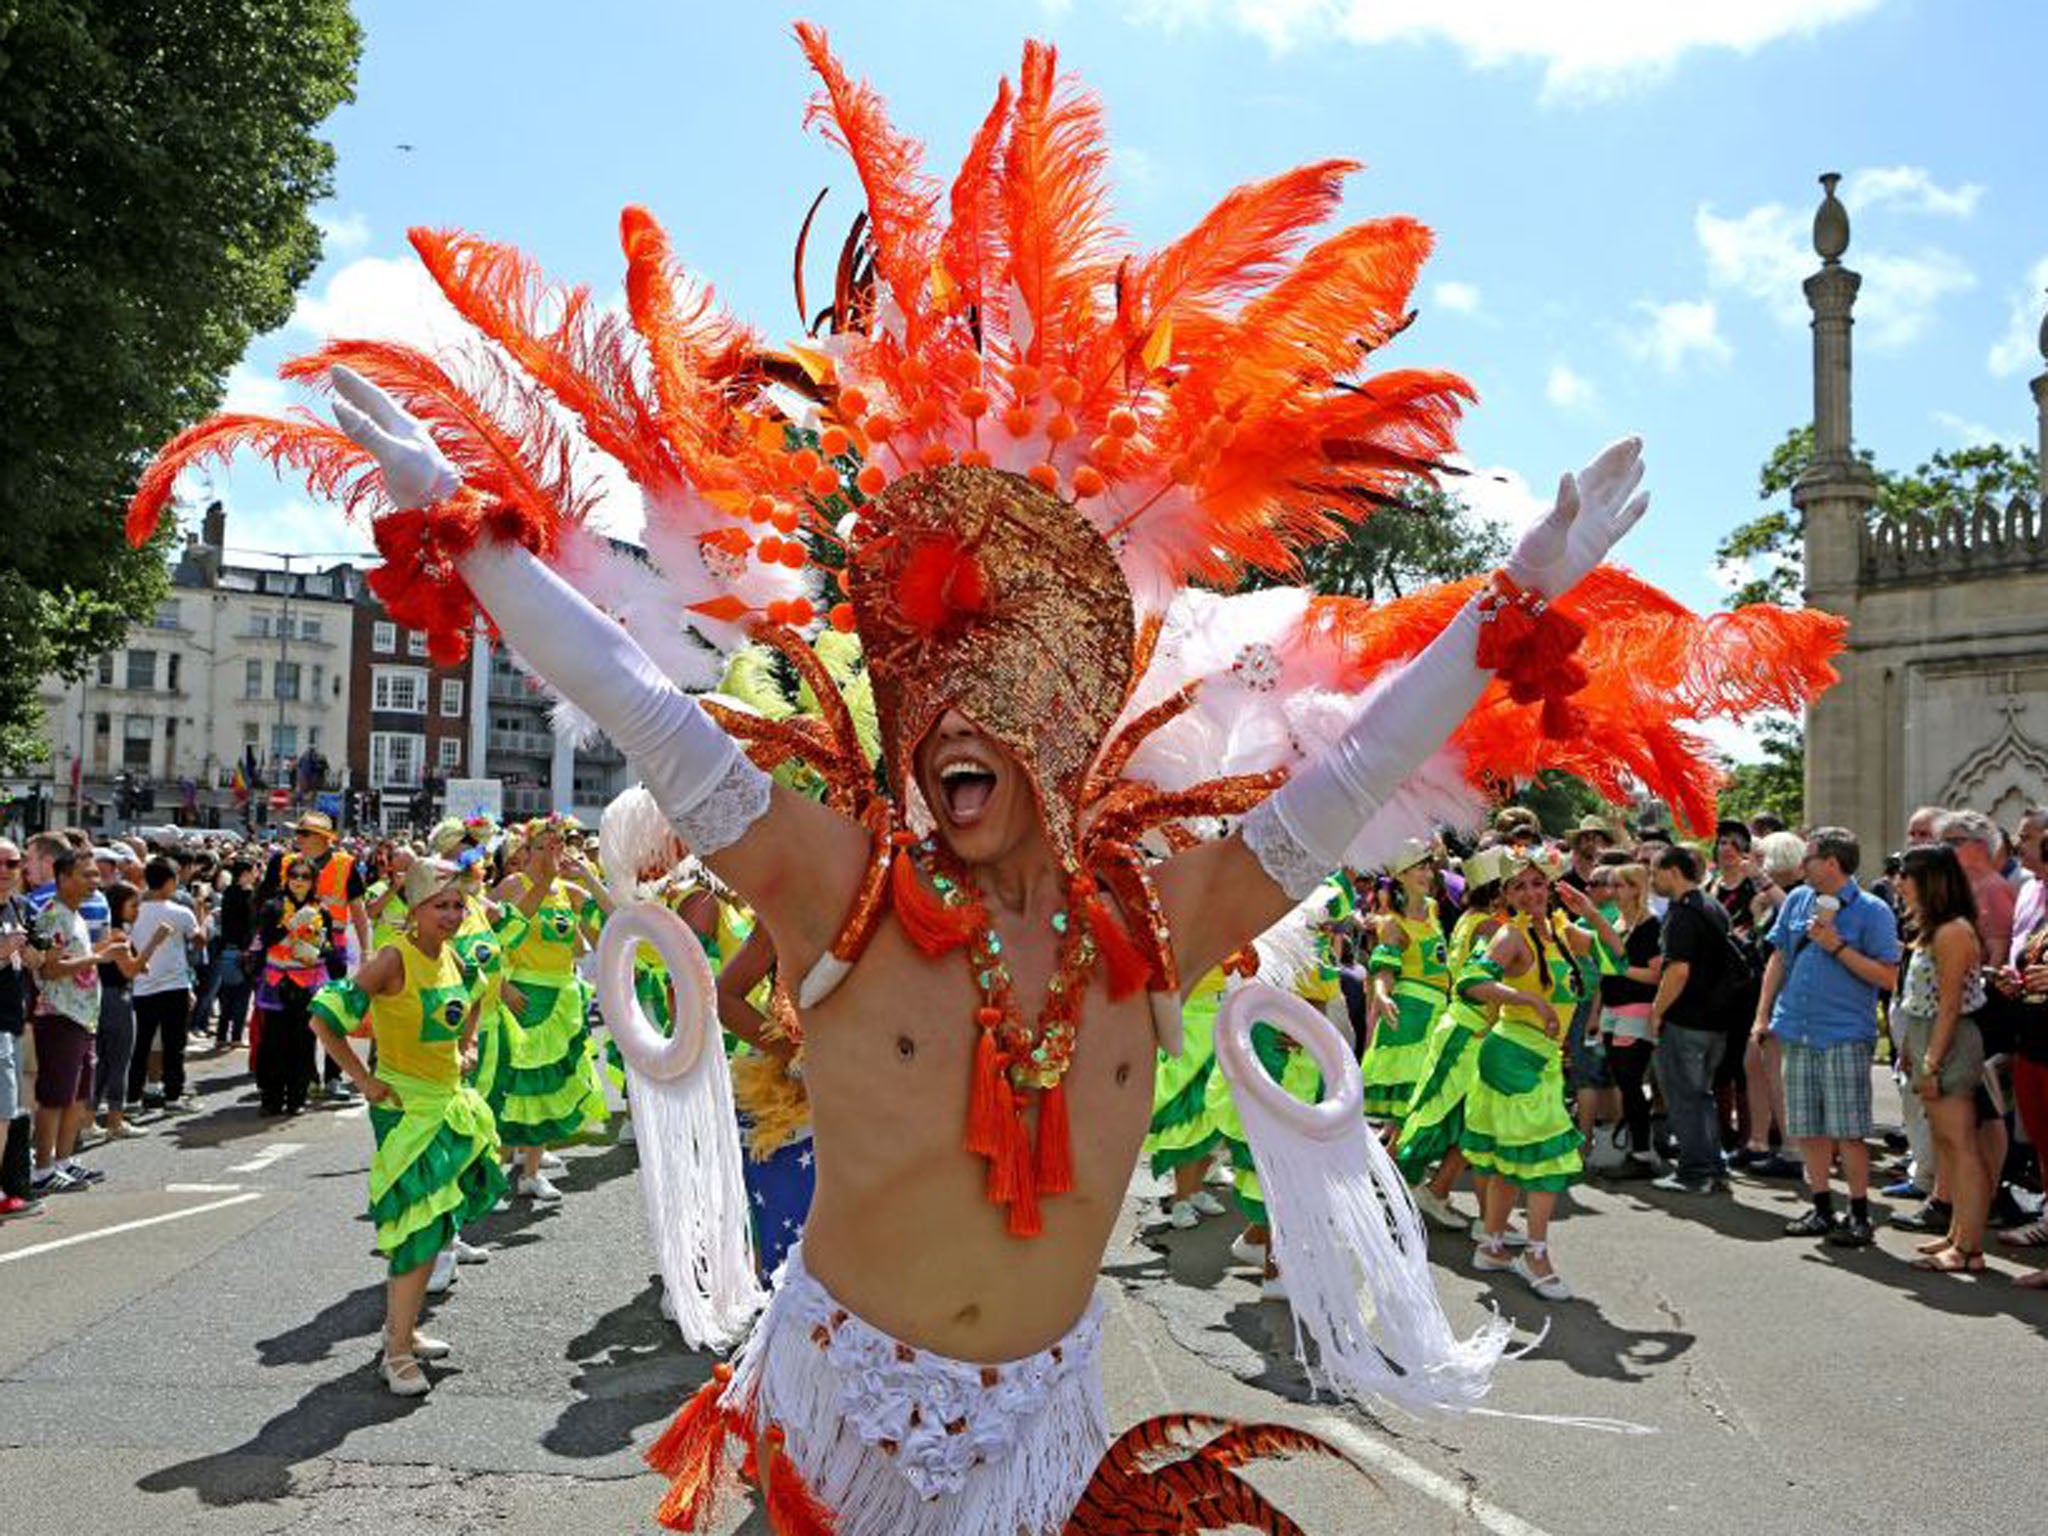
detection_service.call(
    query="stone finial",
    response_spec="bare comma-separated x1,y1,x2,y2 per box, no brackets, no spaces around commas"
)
2037,287,2047,364
1813,172,1849,264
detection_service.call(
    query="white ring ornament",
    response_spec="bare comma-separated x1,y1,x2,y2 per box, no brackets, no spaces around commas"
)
596,902,714,1083
1215,980,1364,1142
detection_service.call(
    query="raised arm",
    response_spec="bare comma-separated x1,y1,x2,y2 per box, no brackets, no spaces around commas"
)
331,368,868,979
1160,439,1648,979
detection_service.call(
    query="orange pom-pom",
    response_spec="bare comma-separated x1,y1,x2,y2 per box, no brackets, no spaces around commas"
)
1168,456,1200,486
791,448,821,478
898,356,929,388
855,464,887,496
837,391,869,425
779,542,806,568
808,465,841,499
748,494,776,524
1088,435,1120,465
1027,463,1059,494
1002,405,1036,439
764,599,788,625
959,449,992,469
820,426,850,459
1008,363,1041,396
862,413,894,442
1107,408,1139,439
958,387,990,419
1046,413,1077,443
756,536,783,562
785,597,814,627
1072,465,1105,498
896,532,989,635
920,441,954,468
1050,375,1082,408
829,602,856,632
774,510,801,536
910,398,942,432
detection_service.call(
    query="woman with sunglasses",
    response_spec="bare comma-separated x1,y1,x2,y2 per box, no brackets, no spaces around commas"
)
309,858,508,1396
254,857,343,1116
1458,849,1623,1300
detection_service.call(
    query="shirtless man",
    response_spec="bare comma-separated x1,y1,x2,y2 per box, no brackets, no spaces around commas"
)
332,362,1648,1533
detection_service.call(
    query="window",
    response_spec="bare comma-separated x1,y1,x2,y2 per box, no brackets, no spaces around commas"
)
154,601,182,629
440,679,464,718
307,724,321,748
299,617,323,642
93,712,110,736
249,611,272,638
309,663,323,698
241,721,261,745
273,661,302,701
244,659,263,698
166,654,181,692
406,630,429,658
270,723,298,760
97,654,114,686
373,620,396,654
437,736,463,772
371,732,426,789
126,650,156,690
372,667,428,713
122,715,152,770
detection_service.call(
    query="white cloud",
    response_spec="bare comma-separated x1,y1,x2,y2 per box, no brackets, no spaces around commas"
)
1624,298,1732,373
1844,166,1983,219
1987,254,2048,377
1450,456,1551,534
1695,712,1776,766
1431,279,1481,315
289,253,473,351
1695,194,1976,350
219,361,293,416
1120,0,1882,102
220,497,365,561
1544,361,1597,409
314,208,372,254
1931,410,2021,450
1112,144,1161,194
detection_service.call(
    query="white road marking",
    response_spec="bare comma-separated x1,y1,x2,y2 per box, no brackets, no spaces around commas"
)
227,1141,305,1174
1306,1412,1562,1536
164,1183,244,1194
0,1192,265,1266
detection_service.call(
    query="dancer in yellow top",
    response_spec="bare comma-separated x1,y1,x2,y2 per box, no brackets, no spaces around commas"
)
1362,840,1451,1124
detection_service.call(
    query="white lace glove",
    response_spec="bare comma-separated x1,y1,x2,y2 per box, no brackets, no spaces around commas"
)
330,369,769,854
1244,438,1650,897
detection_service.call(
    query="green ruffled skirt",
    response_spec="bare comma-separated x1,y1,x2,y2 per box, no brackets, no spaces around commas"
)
368,1079,506,1276
1144,991,1223,1177
1361,985,1444,1123
1393,1003,1485,1181
1459,1022,1582,1193
497,974,608,1147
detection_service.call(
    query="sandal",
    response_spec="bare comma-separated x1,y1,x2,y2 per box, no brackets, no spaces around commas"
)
380,1351,431,1397
1910,1247,1985,1274
2012,1268,2048,1290
1996,1220,2048,1248
1914,1236,1956,1256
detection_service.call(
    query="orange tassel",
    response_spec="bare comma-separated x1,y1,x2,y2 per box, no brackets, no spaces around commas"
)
965,1025,1007,1159
1085,896,1152,1000
1005,1139,1043,1238
646,1371,730,1477
649,1382,739,1530
890,848,979,956
984,1084,1026,1202
1034,1081,1073,1196
763,1430,837,1536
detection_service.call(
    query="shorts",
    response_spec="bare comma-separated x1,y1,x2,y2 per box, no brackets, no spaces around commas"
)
651,1241,1109,1536
1566,999,1612,1092
0,1030,19,1121
1902,1013,1985,1101
1782,1037,1873,1142
31,1015,97,1109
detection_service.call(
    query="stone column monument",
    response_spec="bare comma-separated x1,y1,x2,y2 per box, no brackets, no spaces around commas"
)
1795,174,1880,834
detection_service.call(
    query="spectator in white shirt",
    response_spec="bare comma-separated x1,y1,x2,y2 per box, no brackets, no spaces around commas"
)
129,859,207,1114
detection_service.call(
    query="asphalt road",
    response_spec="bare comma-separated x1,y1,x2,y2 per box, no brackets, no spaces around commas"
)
2,1041,2043,1536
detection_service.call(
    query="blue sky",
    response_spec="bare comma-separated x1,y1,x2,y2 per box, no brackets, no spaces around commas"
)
210,0,2046,674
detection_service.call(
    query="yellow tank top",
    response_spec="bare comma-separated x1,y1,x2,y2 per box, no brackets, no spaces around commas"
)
370,936,471,1087
1493,912,1581,1050
1381,898,1450,991
507,878,585,980
1449,909,1498,974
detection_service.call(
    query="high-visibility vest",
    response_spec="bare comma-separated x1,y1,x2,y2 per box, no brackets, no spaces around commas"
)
314,851,357,929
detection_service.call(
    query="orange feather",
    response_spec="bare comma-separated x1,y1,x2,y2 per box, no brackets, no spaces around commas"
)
938,75,1016,322
125,412,378,547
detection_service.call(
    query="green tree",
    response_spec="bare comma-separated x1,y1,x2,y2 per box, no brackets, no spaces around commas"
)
0,1,363,767
1245,483,1510,601
1713,716,1806,830
1713,425,2040,607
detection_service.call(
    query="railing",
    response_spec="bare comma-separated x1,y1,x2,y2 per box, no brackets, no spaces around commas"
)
489,673,541,702
1863,492,2048,587
487,727,557,757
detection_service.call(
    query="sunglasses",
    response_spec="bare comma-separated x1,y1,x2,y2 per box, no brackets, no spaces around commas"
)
0,858,20,869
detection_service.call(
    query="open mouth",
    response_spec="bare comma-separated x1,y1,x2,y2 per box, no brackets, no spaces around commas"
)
936,757,1000,827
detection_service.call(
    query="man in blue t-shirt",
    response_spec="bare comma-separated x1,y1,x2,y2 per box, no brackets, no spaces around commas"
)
23,832,112,941
1754,826,1901,1247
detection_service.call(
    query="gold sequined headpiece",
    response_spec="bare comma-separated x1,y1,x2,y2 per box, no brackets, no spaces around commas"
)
846,465,1136,873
